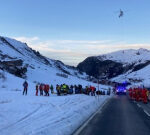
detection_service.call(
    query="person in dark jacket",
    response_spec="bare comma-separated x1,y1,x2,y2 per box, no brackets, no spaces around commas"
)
35,84,39,96
23,81,28,95
50,85,54,94
39,84,43,96
56,84,61,96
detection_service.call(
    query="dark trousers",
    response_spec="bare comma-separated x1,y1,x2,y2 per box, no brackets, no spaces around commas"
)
36,90,38,96
23,87,27,95
40,90,43,96
57,90,60,96
44,90,49,96
91,91,95,96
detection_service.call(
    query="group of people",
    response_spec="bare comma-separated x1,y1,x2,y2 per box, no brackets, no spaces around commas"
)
22,81,110,96
128,87,150,103
56,84,111,96
35,84,54,96
56,84,97,96
22,81,54,96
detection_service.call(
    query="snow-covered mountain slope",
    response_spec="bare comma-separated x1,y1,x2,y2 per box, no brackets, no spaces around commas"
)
77,48,150,80
99,48,150,86
0,36,89,85
98,48,150,66
111,64,150,87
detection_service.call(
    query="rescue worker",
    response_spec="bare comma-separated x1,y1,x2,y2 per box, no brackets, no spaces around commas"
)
96,90,101,95
135,88,140,102
36,84,39,96
139,88,142,101
56,84,61,96
90,86,95,96
78,85,82,93
62,84,67,94
146,90,149,101
66,85,69,93
46,84,50,96
143,88,148,104
133,88,136,100
50,85,54,94
39,84,43,96
74,85,78,94
128,87,132,99
44,84,47,96
69,85,73,94
23,80,28,95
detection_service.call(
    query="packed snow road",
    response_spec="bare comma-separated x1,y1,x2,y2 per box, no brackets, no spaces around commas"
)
77,95,150,135
0,90,109,135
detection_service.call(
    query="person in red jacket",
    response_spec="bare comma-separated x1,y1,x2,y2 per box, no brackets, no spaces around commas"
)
44,84,47,96
143,88,148,104
128,87,132,99
132,88,136,100
90,86,96,96
46,84,50,96
35,84,39,96
135,88,140,102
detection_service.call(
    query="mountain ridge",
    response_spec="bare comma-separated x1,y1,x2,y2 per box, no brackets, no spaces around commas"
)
77,48,150,85
0,36,88,84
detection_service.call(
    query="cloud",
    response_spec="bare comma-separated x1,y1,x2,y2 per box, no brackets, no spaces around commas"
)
13,36,150,66
14,36,39,44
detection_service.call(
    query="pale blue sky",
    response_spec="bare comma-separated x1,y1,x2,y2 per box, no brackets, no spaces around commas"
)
0,0,150,65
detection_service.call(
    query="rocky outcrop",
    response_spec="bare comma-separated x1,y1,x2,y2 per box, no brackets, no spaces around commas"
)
77,56,125,79
77,56,150,79
0,59,27,78
0,36,87,80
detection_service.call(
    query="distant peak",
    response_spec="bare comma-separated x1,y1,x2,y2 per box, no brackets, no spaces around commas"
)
138,48,149,52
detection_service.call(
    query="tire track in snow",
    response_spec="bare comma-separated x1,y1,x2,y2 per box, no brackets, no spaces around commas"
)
0,96,94,135
0,104,42,133
0,99,70,135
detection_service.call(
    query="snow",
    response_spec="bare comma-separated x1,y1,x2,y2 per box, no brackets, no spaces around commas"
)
0,71,110,135
112,64,150,87
0,33,111,135
0,36,88,81
95,48,150,86
98,48,150,65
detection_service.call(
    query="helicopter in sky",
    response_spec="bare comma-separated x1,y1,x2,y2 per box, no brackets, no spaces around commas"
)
118,9,124,18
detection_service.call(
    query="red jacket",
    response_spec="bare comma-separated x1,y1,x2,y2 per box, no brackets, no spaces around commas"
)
47,85,50,91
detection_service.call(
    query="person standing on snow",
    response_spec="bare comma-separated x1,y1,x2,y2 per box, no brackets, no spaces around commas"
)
44,84,47,96
35,84,39,96
69,85,74,94
46,84,50,96
56,84,61,96
50,84,54,94
23,80,28,95
39,84,43,96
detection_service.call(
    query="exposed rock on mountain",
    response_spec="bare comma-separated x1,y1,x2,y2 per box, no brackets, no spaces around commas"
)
0,36,88,81
77,49,150,80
